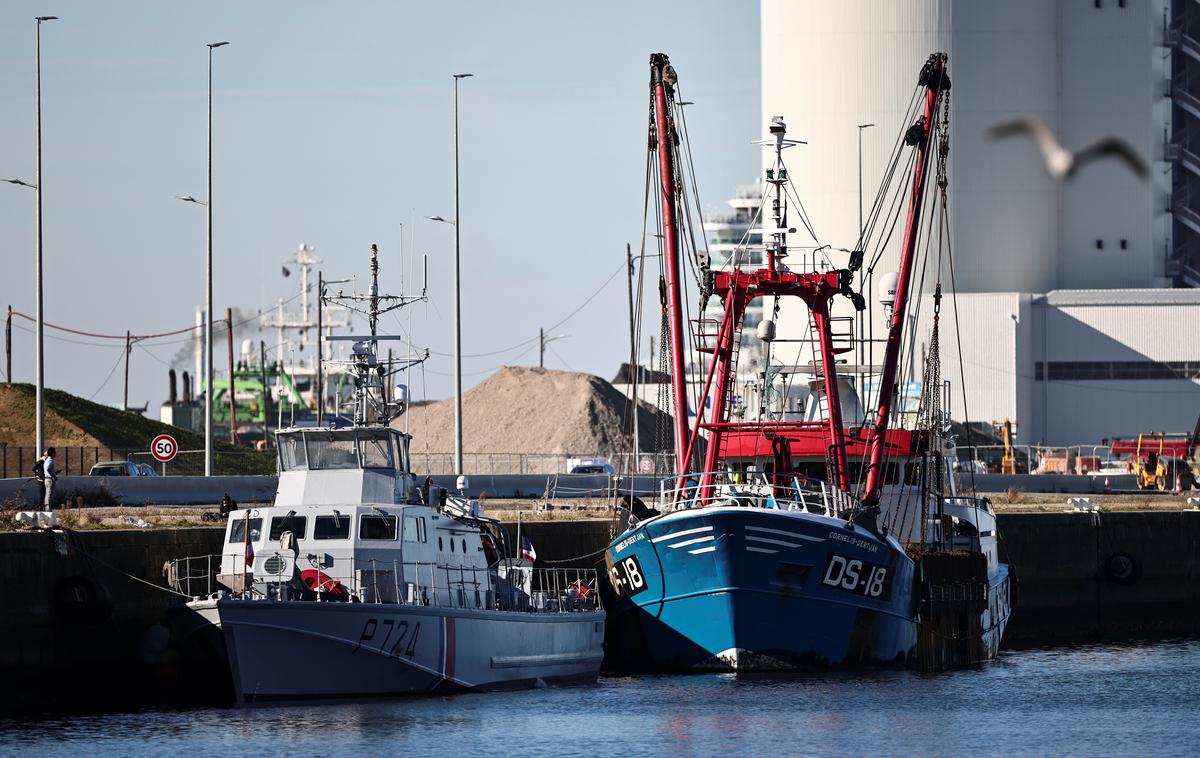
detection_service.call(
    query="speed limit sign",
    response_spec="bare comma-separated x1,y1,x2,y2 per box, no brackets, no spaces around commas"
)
151,434,178,463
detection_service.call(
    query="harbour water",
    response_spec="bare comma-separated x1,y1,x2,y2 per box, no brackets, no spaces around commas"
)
2,639,1196,757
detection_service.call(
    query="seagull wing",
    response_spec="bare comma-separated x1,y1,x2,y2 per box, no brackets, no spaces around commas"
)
1072,138,1149,179
989,116,1062,160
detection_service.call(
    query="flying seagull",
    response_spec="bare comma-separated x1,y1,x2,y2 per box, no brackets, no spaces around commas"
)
988,116,1148,180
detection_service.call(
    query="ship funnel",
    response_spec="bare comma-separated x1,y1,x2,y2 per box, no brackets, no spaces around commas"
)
879,272,899,309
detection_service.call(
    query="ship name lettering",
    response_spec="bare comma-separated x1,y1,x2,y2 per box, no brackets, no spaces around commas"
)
828,531,878,553
615,532,646,553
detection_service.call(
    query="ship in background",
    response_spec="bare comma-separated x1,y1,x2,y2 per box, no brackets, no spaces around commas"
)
161,244,375,444
603,52,1011,672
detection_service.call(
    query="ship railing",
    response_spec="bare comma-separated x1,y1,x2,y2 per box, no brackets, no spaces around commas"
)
658,471,852,516
164,554,601,613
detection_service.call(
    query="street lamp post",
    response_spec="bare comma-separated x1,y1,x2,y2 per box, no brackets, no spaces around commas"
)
451,72,473,477
538,329,569,369
34,15,57,457
856,122,874,402
205,41,229,476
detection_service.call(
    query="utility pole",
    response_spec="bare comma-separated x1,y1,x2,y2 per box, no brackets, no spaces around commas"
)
226,307,238,444
259,340,270,448
5,306,11,384
123,331,132,411
316,270,323,426
626,243,639,458
539,327,545,369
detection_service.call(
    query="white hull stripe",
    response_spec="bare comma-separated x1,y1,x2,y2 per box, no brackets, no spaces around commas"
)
668,536,714,549
746,546,778,554
745,525,824,542
746,535,803,549
688,546,717,555
651,526,713,543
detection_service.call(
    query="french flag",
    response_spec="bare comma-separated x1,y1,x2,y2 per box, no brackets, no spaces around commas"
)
520,533,537,563
245,538,255,568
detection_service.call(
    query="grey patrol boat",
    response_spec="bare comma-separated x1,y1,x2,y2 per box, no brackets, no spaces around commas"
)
167,246,604,704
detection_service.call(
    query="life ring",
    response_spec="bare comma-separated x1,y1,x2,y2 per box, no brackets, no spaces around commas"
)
568,580,593,601
300,569,348,598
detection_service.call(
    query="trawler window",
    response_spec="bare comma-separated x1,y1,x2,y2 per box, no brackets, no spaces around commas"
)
306,434,361,470
360,514,398,540
278,435,307,471
269,515,307,540
403,515,428,543
228,518,262,544
313,514,351,540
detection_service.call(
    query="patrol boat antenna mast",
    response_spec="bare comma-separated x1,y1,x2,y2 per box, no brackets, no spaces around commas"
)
321,244,429,426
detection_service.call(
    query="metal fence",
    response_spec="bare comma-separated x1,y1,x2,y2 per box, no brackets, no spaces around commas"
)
0,444,275,478
409,451,677,476
167,552,602,614
956,444,1123,475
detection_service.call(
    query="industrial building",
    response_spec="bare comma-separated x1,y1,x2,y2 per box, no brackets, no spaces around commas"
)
758,0,1200,445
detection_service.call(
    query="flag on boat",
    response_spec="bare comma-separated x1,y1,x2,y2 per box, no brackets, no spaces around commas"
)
245,536,255,567
520,533,537,562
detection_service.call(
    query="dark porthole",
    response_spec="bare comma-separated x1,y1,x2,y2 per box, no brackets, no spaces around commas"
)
438,537,443,551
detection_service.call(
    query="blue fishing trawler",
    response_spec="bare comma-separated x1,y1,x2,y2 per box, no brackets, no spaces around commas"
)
604,52,1010,672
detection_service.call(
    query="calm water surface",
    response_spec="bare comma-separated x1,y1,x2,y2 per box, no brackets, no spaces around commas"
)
2,640,1197,757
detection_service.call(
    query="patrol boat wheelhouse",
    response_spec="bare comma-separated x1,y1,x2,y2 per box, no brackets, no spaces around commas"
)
168,247,604,703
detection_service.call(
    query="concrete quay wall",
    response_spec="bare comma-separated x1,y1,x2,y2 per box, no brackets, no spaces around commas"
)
0,512,1196,708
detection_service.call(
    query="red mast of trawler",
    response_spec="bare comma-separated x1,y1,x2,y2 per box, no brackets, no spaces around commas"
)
649,53,693,483
861,53,950,509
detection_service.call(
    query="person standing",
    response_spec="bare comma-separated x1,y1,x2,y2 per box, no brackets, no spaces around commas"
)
41,447,58,509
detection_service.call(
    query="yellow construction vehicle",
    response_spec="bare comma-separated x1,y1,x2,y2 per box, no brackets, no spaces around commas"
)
1132,433,1169,491
992,418,1018,474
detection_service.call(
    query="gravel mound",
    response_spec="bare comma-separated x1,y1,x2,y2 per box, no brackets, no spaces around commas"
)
400,366,672,457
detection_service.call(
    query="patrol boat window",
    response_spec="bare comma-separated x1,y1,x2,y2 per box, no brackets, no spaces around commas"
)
269,515,307,540
313,514,351,540
359,436,394,469
404,515,427,543
360,514,398,540
306,433,361,470
277,435,307,470
228,518,262,543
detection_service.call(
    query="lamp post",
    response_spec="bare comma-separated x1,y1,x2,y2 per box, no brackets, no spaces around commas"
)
451,72,472,476
205,41,229,476
538,329,570,369
33,16,57,457
856,122,874,402
425,212,464,474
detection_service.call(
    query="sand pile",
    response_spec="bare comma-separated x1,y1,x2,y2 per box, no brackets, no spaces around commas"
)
400,366,673,456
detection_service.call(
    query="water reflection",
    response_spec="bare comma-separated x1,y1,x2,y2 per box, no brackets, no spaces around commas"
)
2,641,1197,757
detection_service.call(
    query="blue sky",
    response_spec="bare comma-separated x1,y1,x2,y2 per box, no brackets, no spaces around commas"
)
0,1,759,410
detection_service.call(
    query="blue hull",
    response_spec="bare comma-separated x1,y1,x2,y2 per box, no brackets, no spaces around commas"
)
604,507,919,671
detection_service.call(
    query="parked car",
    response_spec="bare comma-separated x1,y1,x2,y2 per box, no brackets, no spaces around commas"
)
136,463,160,477
569,462,618,476
89,460,142,476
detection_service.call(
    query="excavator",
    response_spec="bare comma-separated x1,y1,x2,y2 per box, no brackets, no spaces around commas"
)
992,418,1018,474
